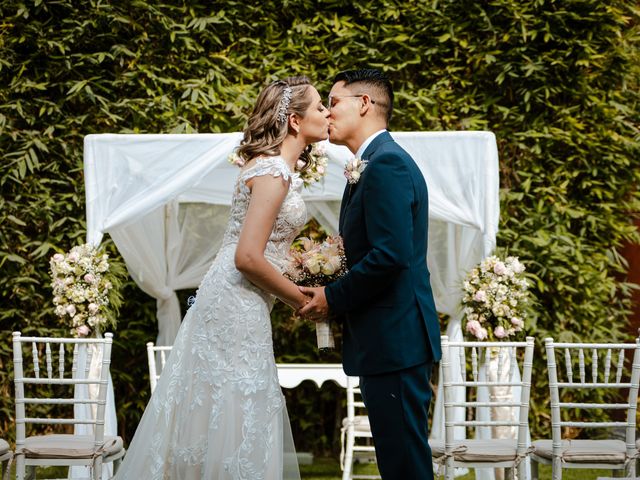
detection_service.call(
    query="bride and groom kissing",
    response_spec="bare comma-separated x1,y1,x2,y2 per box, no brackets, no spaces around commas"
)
115,68,441,480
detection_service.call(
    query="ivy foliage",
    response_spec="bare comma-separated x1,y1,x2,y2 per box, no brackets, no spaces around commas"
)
1,0,638,452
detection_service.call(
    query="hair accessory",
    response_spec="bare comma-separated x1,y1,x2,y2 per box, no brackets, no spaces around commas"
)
277,85,293,125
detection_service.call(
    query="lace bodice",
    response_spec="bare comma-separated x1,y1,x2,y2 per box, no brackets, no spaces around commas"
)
220,156,307,271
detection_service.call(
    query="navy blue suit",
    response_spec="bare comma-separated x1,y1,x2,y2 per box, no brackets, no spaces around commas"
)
325,131,441,479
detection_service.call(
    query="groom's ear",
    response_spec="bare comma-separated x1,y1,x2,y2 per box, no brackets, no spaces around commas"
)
288,113,301,134
359,94,373,116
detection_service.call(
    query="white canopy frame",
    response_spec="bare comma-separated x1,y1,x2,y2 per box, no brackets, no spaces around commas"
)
81,131,501,479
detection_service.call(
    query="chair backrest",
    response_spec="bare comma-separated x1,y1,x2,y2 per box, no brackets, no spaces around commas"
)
146,342,172,393
12,331,113,452
544,337,640,452
440,336,535,450
345,376,363,423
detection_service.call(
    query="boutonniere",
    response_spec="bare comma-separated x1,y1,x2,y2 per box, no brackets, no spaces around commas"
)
344,157,368,184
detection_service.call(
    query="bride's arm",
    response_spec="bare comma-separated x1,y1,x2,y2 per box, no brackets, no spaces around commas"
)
234,174,309,310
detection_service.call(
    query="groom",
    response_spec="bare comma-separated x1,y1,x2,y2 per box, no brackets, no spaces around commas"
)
299,69,441,479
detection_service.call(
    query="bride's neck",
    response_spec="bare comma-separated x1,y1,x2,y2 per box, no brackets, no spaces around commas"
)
279,135,306,171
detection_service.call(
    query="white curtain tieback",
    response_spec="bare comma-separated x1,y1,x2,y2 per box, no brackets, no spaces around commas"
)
157,287,175,300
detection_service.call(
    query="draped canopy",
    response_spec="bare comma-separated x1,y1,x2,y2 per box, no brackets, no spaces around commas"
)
84,131,499,349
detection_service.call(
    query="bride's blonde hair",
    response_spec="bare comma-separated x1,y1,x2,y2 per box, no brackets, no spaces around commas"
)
237,76,314,169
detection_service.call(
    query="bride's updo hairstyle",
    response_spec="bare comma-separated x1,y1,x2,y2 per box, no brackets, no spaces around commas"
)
237,76,314,168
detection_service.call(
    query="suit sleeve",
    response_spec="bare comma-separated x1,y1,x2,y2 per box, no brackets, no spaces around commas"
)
325,153,414,316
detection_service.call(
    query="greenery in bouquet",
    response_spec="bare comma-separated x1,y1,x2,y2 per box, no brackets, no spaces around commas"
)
284,235,347,287
462,255,531,341
50,243,125,337
227,142,329,188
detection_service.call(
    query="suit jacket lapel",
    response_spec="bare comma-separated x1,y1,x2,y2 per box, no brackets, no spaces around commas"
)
338,184,350,234
339,131,394,234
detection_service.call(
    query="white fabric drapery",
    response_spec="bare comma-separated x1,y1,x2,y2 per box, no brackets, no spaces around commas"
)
81,131,500,478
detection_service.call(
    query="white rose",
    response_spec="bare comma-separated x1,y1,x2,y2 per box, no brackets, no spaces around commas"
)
65,304,76,316
351,171,360,182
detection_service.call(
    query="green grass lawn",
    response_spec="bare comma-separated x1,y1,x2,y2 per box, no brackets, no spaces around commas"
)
8,459,616,479
300,458,615,480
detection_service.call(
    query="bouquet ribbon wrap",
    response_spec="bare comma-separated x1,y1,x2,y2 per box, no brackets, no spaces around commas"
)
315,320,335,350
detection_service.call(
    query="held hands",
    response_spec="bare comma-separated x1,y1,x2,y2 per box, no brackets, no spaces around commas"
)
297,286,329,321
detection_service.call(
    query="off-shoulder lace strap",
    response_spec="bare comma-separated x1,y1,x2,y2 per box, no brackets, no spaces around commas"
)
240,156,293,184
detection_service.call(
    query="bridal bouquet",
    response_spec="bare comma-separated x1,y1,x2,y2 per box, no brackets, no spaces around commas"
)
284,235,347,350
50,244,119,337
462,255,530,341
228,142,329,188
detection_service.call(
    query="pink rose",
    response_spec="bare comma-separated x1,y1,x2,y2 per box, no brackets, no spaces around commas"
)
88,303,99,314
511,317,524,328
493,262,507,275
494,326,507,338
76,325,90,337
84,273,95,284
466,319,488,340
473,290,487,302
68,252,79,263
316,165,325,175
65,304,76,316
52,253,64,262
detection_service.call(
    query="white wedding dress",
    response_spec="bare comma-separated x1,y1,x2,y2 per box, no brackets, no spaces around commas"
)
115,156,305,480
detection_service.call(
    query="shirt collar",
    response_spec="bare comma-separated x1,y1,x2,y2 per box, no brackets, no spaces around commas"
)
356,129,387,159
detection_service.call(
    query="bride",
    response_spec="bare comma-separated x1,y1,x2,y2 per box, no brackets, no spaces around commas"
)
114,76,330,479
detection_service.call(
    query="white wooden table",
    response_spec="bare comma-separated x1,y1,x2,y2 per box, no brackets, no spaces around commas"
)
276,363,351,389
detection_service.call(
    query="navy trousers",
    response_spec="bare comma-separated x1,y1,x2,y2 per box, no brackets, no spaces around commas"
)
360,361,434,480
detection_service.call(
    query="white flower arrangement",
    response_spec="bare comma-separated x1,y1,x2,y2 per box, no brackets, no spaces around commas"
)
50,244,117,337
227,142,329,188
462,255,530,341
298,143,329,188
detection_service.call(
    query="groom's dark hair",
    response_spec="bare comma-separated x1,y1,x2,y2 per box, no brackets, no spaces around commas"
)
333,69,393,123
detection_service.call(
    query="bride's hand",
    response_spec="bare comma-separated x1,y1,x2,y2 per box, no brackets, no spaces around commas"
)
297,286,329,320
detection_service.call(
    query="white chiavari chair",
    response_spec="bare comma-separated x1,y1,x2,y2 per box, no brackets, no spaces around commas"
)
431,335,535,480
146,342,173,393
339,376,379,480
531,337,640,480
12,331,124,480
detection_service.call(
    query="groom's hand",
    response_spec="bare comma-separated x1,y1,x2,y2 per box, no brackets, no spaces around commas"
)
297,286,329,320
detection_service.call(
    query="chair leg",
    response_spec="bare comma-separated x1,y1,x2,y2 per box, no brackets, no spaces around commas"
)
552,455,562,480
517,460,526,480
15,454,24,480
93,457,103,480
445,456,455,480
342,434,354,480
626,458,636,478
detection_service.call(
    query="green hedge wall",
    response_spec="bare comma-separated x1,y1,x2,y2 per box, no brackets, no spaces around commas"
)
1,0,638,454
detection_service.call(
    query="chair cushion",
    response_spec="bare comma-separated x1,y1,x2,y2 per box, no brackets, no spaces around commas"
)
18,435,123,459
342,415,370,432
429,439,519,462
0,439,9,455
532,439,627,464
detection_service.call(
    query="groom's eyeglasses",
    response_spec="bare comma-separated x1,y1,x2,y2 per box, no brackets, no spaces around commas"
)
326,94,376,110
